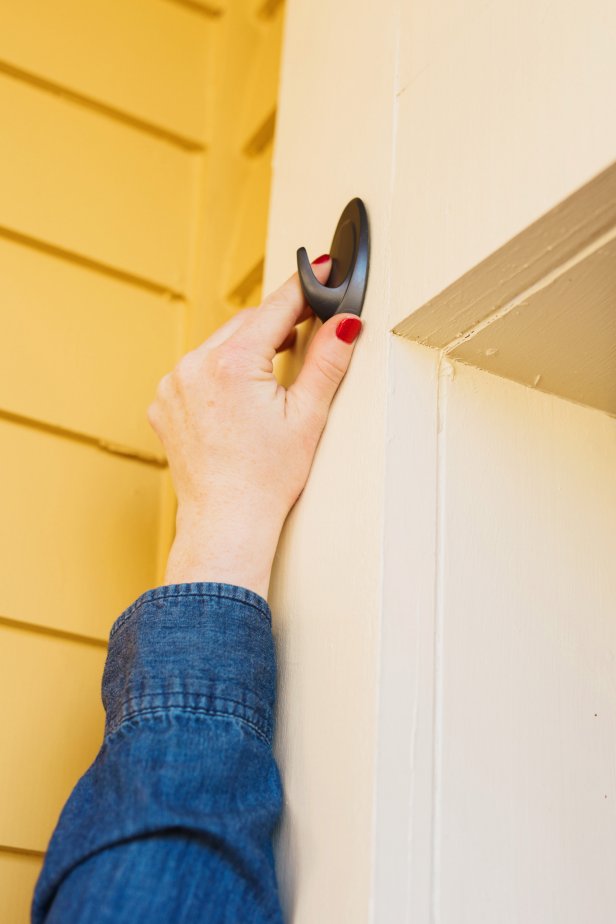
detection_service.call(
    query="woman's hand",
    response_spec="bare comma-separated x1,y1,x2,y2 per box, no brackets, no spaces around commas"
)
147,257,363,599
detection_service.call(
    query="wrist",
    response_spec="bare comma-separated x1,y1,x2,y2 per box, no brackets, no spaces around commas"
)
163,502,284,600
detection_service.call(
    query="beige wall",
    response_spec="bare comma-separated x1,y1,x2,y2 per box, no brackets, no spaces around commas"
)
267,3,399,918
430,362,616,923
266,1,616,920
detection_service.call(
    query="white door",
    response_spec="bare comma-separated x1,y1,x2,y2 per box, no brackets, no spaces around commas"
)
265,2,616,921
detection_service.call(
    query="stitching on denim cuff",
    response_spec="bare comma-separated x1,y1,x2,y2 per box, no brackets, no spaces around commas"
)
109,582,271,639
112,690,273,735
106,705,272,747
117,688,268,712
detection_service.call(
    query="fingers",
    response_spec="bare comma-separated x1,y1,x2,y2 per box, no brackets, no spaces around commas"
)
238,257,331,355
289,313,362,423
194,308,254,355
193,257,328,359
193,305,299,358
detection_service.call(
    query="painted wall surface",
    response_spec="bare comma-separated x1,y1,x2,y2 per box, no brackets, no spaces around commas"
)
434,362,616,923
266,0,616,921
0,2,284,919
266,4,400,918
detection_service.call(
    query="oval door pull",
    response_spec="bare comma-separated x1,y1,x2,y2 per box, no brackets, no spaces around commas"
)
296,197,370,322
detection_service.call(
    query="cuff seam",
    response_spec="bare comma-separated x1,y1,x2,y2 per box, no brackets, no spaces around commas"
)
105,704,272,747
110,582,271,640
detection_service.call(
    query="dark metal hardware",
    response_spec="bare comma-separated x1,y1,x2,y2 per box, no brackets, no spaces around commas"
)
296,197,370,322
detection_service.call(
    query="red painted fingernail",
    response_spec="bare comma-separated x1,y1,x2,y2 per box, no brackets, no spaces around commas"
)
336,316,362,343
312,253,330,265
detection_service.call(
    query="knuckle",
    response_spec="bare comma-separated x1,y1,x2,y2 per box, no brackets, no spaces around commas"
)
169,352,204,400
146,400,161,432
209,342,250,378
174,356,196,389
155,372,172,400
209,350,235,380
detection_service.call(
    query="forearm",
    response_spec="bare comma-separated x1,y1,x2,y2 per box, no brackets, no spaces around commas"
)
164,503,283,600
33,584,284,924
32,258,361,922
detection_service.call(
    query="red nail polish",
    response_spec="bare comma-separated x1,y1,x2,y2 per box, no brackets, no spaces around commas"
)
336,317,362,343
312,253,330,265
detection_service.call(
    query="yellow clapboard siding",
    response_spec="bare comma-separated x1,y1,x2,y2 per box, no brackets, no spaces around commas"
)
225,152,272,303
0,6,285,918
0,0,212,145
0,418,162,640
0,73,195,292
0,852,43,923
185,0,286,345
0,624,106,851
239,7,284,153
177,0,226,13
254,0,285,18
0,235,181,455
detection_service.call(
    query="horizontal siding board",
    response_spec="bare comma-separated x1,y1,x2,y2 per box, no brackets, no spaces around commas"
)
0,852,44,923
225,153,272,300
0,624,106,851
0,0,212,144
0,236,181,455
0,418,162,639
0,74,196,292
254,0,285,18
239,9,283,152
176,0,227,13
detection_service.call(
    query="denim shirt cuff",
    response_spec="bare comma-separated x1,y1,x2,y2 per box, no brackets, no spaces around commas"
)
103,582,276,746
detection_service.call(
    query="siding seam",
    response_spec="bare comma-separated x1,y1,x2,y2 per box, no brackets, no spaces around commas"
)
0,60,206,152
0,614,108,649
0,843,45,859
0,409,167,468
163,0,225,19
0,225,186,299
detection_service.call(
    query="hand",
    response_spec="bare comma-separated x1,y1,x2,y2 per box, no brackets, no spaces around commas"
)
147,257,363,600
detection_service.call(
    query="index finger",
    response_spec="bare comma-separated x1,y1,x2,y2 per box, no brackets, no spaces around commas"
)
236,257,331,356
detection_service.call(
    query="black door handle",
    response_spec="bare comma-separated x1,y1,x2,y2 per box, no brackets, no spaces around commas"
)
296,197,370,322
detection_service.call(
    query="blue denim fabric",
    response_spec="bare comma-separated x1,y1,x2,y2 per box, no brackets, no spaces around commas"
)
32,583,284,924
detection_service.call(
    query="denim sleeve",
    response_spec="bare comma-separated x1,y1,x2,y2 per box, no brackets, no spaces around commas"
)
32,583,284,924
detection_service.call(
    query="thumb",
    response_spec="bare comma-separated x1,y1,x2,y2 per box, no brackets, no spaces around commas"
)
289,314,363,420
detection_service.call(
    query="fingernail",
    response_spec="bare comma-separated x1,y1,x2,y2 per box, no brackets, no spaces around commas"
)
312,253,330,265
336,316,363,343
